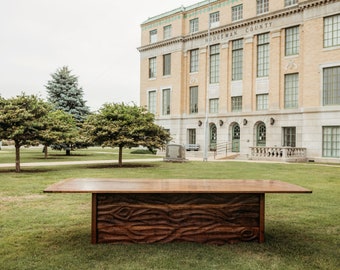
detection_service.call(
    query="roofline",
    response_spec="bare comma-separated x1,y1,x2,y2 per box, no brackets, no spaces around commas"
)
142,0,220,25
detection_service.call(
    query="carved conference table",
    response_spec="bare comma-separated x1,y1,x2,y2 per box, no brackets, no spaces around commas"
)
44,178,311,244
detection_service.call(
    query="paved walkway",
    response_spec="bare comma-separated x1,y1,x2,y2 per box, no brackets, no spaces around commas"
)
0,158,165,168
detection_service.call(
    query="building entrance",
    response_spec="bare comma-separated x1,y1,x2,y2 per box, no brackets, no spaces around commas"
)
210,123,217,151
232,124,240,152
256,123,266,146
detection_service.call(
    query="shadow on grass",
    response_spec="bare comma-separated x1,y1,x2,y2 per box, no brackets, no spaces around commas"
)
85,163,158,169
47,217,312,249
258,221,334,265
0,162,158,174
0,168,52,174
33,153,91,160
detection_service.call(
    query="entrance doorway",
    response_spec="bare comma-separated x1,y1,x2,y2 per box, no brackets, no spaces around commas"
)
256,122,266,146
232,123,240,152
210,123,217,151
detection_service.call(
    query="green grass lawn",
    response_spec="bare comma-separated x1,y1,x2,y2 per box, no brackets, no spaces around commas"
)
0,150,339,269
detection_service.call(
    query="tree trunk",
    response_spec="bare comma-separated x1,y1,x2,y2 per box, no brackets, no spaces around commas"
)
44,145,48,159
118,146,123,167
15,142,21,173
66,146,71,156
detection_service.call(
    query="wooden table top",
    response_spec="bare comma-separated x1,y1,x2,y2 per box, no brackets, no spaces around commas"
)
44,178,312,194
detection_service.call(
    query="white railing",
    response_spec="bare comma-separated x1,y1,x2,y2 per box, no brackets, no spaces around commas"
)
213,141,233,159
250,147,307,162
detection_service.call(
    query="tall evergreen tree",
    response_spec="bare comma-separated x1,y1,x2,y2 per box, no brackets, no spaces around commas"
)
45,66,91,155
46,66,90,122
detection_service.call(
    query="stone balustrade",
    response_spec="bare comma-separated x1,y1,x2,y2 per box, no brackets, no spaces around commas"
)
250,147,307,162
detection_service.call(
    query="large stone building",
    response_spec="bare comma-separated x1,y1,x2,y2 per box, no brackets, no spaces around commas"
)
138,0,340,163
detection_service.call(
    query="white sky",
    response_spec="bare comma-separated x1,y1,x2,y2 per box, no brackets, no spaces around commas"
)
0,0,200,111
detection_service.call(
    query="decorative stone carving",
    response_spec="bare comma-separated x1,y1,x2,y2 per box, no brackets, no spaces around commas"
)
189,76,199,85
285,59,298,71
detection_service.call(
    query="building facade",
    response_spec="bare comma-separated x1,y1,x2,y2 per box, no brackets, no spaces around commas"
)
138,0,340,163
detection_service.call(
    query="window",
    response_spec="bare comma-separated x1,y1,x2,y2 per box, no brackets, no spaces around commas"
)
188,129,196,144
283,127,296,147
190,18,199,33
163,25,172,40
150,29,157,43
323,66,340,105
257,0,269,15
190,49,199,73
232,4,243,22
284,73,299,109
210,12,220,28
324,14,340,48
257,33,269,77
189,86,198,114
210,44,220,84
231,96,242,112
148,91,157,114
162,89,171,115
232,39,243,80
256,94,268,110
285,0,297,6
163,54,171,76
285,26,300,56
323,126,340,157
149,57,156,78
209,98,219,113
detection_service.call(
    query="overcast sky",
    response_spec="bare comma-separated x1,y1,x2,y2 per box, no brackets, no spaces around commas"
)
0,0,200,111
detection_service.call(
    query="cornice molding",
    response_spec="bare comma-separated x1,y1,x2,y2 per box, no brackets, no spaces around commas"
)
138,37,184,52
300,0,337,9
138,0,337,53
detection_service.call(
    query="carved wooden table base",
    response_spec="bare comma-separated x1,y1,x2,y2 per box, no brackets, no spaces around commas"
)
93,193,265,244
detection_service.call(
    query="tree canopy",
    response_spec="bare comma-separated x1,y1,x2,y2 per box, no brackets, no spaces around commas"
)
0,93,49,172
39,110,78,158
45,66,90,122
84,103,171,166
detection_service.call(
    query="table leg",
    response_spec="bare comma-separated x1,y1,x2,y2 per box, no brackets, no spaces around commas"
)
91,193,97,244
259,193,265,243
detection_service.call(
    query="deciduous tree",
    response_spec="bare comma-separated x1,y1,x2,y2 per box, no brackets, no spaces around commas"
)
84,103,171,166
39,110,78,158
0,93,49,172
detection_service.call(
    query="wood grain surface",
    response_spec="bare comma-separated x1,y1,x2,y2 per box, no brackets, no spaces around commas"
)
94,193,262,244
44,178,312,194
